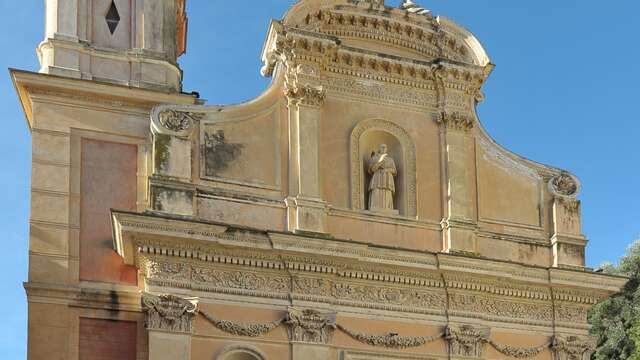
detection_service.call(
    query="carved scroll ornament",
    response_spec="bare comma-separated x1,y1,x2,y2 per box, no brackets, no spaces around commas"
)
158,109,205,133
550,172,579,198
142,293,199,333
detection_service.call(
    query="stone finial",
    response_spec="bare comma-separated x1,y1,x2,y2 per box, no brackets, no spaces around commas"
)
445,325,490,358
551,336,596,360
142,294,199,333
286,307,337,343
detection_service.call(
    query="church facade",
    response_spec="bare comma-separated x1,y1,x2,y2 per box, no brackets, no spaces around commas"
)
13,1,627,359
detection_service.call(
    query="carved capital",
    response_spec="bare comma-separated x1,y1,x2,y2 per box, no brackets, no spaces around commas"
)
551,336,596,360
445,325,490,358
142,293,199,334
285,84,326,108
436,111,474,132
286,307,336,344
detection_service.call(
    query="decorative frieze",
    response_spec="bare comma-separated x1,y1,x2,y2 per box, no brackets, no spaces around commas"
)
142,294,199,334
449,293,553,323
445,325,490,358
286,307,337,344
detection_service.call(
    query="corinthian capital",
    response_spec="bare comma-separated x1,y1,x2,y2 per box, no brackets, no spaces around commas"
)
435,111,474,132
286,307,336,344
551,336,596,360
285,84,326,108
445,325,490,358
142,293,199,334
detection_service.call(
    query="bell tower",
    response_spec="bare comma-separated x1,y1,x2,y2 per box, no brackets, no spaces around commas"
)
39,0,188,92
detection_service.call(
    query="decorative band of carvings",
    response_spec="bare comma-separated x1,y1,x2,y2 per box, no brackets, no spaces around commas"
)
196,308,592,359
136,238,604,309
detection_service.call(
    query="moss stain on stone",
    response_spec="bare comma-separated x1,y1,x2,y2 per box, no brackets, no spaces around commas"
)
154,134,171,172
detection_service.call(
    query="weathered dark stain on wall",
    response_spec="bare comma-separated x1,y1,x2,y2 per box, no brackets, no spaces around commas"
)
204,130,243,177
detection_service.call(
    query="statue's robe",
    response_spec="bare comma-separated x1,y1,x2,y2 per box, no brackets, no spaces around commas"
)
368,153,397,212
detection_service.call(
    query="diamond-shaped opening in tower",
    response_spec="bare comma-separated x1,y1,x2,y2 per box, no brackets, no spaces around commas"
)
105,1,121,35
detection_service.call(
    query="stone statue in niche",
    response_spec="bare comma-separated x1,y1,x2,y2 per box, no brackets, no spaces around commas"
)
368,144,398,214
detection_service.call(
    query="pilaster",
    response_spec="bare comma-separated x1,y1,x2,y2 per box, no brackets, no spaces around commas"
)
438,111,478,254
549,172,587,269
286,308,337,360
149,105,205,217
284,71,328,234
142,293,199,360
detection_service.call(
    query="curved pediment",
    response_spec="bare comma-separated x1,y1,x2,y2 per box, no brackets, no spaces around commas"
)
281,0,490,66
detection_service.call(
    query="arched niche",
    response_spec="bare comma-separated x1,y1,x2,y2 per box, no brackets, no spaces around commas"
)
350,119,417,218
216,344,266,360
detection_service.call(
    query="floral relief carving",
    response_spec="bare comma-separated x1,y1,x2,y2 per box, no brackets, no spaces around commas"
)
200,310,284,337
286,307,337,344
331,282,446,309
191,267,290,293
445,325,490,358
146,260,190,282
142,293,198,333
449,293,553,322
158,109,205,133
555,303,589,324
551,336,596,360
293,276,330,296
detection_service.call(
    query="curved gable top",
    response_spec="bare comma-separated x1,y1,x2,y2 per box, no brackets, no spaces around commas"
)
278,0,491,67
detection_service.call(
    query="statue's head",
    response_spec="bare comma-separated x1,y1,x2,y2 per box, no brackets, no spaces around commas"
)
378,144,388,154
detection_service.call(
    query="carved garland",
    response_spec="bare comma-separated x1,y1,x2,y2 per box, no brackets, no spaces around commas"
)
350,119,417,217
337,324,443,349
198,307,572,358
200,310,284,337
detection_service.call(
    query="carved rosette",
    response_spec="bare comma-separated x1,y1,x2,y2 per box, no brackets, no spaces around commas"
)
142,293,199,334
549,172,580,198
286,307,336,344
436,111,475,132
157,109,205,133
551,336,596,360
445,325,490,358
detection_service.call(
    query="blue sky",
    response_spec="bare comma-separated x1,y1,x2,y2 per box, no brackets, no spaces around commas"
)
1,1,638,358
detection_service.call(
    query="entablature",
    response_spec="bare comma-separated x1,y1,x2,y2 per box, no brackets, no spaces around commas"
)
112,210,626,330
